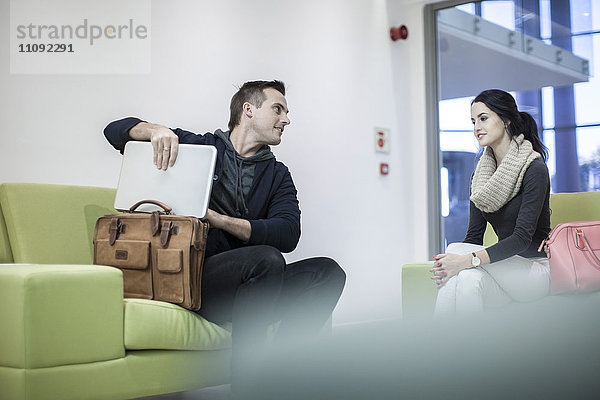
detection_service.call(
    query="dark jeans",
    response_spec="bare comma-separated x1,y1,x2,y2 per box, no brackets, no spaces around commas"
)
196,245,346,389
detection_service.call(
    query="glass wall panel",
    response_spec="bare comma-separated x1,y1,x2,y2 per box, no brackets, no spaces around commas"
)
482,1,515,29
571,0,595,33
574,34,600,125
543,129,556,179
577,126,600,191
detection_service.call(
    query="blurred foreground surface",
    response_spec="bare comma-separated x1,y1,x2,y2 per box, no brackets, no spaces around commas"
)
235,296,600,400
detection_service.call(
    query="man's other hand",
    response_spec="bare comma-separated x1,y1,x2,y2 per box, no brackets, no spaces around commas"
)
204,209,251,242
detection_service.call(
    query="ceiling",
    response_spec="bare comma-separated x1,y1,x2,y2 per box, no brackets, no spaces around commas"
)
437,9,590,100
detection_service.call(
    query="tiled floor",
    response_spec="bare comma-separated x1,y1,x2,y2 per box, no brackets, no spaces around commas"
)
181,385,232,400
134,385,232,400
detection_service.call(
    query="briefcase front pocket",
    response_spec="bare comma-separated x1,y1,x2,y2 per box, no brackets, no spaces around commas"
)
155,249,184,304
95,239,153,299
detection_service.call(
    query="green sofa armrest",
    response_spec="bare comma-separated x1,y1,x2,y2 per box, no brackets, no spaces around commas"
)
0,205,13,263
401,262,437,319
0,264,125,369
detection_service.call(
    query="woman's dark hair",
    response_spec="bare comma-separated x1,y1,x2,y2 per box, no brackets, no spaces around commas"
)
472,89,548,161
228,80,286,131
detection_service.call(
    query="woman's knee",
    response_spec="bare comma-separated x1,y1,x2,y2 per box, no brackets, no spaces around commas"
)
455,268,486,294
446,242,465,253
446,242,485,255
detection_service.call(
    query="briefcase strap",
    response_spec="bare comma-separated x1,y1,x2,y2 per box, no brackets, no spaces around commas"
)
150,211,161,236
109,218,123,245
192,219,204,251
160,221,174,248
129,199,173,214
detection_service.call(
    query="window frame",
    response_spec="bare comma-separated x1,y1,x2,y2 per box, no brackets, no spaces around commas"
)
424,0,471,256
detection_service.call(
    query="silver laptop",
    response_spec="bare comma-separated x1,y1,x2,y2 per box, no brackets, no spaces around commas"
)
114,141,217,218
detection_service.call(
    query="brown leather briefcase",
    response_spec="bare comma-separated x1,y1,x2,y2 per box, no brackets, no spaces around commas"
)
93,200,208,311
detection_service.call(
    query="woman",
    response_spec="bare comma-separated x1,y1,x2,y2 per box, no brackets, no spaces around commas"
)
431,89,551,315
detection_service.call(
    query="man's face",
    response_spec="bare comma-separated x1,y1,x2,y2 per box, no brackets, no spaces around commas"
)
250,88,290,146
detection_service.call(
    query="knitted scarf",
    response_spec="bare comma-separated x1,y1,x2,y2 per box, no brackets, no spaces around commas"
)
470,134,540,213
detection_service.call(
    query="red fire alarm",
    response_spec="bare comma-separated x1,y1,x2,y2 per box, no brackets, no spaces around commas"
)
380,163,389,175
390,25,408,41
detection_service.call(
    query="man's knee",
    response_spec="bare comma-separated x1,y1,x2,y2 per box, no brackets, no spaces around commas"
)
323,258,346,287
248,245,286,277
303,257,346,287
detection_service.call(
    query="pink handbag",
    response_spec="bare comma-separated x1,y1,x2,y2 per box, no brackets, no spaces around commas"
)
539,221,600,294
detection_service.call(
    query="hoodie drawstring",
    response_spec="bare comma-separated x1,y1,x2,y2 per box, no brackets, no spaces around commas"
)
235,157,249,217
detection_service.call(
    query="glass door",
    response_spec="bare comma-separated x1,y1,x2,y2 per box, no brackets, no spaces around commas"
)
426,0,599,251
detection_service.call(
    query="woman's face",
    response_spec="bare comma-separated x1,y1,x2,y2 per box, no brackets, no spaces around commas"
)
471,102,510,150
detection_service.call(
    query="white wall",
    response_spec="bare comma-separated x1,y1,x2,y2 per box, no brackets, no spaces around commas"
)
0,0,431,325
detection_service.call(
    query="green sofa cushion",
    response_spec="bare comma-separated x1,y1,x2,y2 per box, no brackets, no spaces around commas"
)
0,183,116,264
549,191,600,225
0,264,124,369
124,299,231,351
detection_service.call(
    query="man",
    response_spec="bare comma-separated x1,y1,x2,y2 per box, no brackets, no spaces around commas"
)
104,80,346,393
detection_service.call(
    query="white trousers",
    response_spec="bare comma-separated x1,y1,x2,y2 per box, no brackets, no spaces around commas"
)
434,243,550,317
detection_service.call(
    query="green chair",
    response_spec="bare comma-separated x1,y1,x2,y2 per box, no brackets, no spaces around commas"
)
401,191,600,318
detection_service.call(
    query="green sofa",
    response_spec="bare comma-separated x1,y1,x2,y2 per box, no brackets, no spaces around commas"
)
401,191,600,319
0,183,232,400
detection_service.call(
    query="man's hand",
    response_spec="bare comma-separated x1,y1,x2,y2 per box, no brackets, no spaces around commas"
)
130,122,179,170
204,209,251,242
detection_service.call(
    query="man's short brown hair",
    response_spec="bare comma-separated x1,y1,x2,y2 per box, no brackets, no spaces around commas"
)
228,80,286,131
